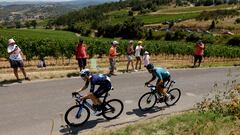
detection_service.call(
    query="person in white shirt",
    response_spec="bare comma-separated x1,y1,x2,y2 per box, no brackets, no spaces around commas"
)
7,39,30,82
143,51,150,67
135,40,144,70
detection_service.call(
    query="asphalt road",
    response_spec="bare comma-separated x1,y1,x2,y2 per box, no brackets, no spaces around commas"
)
0,67,239,135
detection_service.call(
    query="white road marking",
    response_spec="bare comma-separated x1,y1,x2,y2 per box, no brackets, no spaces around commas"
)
186,92,197,97
125,100,134,104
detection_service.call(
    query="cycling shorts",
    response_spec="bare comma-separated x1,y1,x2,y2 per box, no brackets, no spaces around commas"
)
93,81,112,98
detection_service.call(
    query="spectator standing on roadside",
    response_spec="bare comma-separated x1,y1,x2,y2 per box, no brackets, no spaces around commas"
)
109,41,119,76
126,40,136,72
135,40,144,71
7,38,30,82
75,39,88,71
193,40,205,67
143,51,150,68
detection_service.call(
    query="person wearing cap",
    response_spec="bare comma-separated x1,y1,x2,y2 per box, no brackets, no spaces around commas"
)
75,39,88,71
135,40,144,71
108,41,119,75
7,38,30,82
193,40,205,67
126,40,136,72
143,51,150,67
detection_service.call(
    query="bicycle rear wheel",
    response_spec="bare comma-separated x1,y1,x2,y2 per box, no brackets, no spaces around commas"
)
165,88,181,106
138,92,157,111
102,99,124,120
64,105,90,127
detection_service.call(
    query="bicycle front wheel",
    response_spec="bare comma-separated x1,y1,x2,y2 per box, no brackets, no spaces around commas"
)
102,99,124,120
64,105,90,127
138,92,157,111
165,88,181,106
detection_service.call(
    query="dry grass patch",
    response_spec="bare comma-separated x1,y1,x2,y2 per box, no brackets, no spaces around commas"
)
1,55,240,82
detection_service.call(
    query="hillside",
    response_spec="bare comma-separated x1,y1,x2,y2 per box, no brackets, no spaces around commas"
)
0,0,118,23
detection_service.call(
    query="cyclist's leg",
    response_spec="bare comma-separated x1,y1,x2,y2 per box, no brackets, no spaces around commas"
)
164,76,171,88
94,83,111,102
156,79,168,96
92,83,111,110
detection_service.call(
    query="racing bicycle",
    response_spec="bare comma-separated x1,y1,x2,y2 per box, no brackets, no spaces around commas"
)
64,88,124,127
138,80,181,111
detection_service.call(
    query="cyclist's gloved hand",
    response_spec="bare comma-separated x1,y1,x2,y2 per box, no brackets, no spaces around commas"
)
145,82,149,86
72,92,78,97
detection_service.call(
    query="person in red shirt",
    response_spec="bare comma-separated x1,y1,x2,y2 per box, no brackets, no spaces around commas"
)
193,40,205,67
109,41,119,75
75,39,88,71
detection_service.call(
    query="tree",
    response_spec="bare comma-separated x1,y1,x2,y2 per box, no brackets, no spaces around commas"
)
15,21,21,28
30,20,37,29
25,21,31,29
120,17,144,39
209,20,216,30
128,10,134,16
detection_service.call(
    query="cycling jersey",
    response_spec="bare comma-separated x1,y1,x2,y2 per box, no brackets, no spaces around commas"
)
84,74,112,97
152,67,170,81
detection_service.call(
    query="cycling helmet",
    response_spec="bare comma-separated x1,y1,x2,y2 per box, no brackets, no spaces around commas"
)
80,69,91,77
146,63,154,70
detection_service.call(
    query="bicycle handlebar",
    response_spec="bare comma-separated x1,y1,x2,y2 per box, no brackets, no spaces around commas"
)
72,92,82,98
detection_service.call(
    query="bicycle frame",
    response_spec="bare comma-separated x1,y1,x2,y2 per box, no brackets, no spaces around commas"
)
148,80,175,91
165,80,175,92
73,91,111,115
147,80,176,100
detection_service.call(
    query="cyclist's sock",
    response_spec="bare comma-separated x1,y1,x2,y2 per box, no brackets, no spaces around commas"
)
96,104,103,111
92,104,98,110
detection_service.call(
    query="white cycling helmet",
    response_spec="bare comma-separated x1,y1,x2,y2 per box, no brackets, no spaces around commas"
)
80,69,91,77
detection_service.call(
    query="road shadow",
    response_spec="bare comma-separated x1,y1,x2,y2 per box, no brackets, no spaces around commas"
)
59,118,108,135
0,79,22,87
126,104,169,117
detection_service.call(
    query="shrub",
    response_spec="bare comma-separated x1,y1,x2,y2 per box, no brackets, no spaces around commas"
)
186,33,201,43
197,9,239,21
197,81,240,119
128,10,133,16
227,36,240,46
173,30,187,40
152,31,165,40
201,34,215,44
235,18,240,24
165,32,174,41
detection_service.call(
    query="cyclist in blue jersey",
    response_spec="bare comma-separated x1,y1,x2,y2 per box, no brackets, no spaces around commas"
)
145,63,170,99
72,69,112,115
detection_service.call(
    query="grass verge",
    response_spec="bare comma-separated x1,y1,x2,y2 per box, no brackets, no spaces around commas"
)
88,111,239,135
